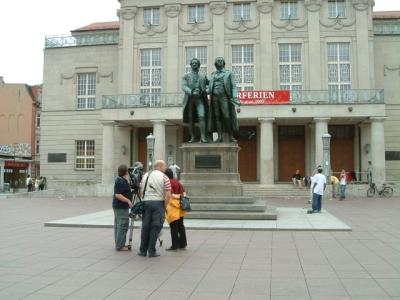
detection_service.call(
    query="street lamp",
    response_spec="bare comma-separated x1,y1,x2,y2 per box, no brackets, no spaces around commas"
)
322,133,332,194
146,133,155,170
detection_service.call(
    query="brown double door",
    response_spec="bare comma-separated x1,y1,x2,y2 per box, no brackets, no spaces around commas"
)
278,126,305,181
238,126,257,182
329,125,354,174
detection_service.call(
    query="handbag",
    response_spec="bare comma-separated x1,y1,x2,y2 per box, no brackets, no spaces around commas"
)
180,195,191,212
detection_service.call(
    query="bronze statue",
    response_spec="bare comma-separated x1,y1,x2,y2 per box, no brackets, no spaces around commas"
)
182,58,209,143
208,57,240,143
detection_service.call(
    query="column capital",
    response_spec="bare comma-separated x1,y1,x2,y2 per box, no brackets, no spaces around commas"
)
352,0,374,11
210,2,227,15
369,116,386,122
150,119,167,125
118,6,137,20
313,117,331,123
165,4,181,18
304,0,322,12
258,117,275,123
256,0,273,14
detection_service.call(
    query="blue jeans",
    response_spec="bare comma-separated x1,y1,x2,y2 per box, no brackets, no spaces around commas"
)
140,201,165,255
339,184,346,199
312,193,322,212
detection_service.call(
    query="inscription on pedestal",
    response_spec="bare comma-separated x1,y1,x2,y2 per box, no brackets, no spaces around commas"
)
195,155,221,169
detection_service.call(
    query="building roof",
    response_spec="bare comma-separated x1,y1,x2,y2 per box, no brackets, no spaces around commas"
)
71,21,120,32
373,11,400,20
71,11,400,32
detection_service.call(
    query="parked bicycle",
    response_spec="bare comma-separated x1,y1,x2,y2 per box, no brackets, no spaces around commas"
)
367,183,394,198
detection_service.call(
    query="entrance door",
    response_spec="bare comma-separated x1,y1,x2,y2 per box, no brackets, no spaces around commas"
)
329,125,354,175
278,126,305,181
138,128,153,170
238,126,257,181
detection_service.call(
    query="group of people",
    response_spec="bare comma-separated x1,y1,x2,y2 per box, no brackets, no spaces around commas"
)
26,175,47,192
112,160,187,257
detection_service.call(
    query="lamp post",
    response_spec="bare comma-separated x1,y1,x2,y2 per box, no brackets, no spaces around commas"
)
322,133,332,197
146,133,155,170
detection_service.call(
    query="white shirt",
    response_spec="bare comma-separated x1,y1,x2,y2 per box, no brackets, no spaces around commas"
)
312,173,326,195
340,175,346,185
141,170,171,201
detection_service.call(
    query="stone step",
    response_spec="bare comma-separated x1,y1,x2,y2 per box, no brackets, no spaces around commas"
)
185,208,278,220
189,196,255,204
191,200,266,212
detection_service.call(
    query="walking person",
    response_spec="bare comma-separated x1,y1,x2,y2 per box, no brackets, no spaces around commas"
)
339,169,347,200
164,168,187,251
311,167,327,213
112,165,133,251
367,161,373,186
169,162,181,179
26,175,33,192
138,160,171,257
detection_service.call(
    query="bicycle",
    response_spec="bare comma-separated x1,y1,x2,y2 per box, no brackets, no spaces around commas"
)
367,183,394,198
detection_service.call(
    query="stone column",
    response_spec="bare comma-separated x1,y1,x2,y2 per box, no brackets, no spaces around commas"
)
259,118,275,185
165,5,181,93
305,0,322,90
370,117,386,184
152,120,166,161
102,121,115,184
117,6,137,94
353,1,373,89
314,117,330,167
257,1,273,88
210,2,227,57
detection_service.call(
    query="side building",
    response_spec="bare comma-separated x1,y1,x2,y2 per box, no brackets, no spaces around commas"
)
40,1,399,196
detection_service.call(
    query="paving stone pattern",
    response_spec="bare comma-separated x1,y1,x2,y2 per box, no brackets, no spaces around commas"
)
1,196,400,299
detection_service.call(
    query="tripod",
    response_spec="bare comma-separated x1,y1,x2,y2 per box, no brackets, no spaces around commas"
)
127,189,163,250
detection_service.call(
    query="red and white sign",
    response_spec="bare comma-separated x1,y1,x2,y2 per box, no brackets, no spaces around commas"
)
5,161,29,169
239,90,290,105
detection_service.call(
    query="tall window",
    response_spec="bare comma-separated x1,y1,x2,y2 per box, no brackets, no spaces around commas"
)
281,1,298,19
188,5,205,23
144,7,160,25
327,43,351,102
75,140,95,170
232,45,254,91
77,73,96,109
36,140,40,155
279,44,302,99
140,48,161,104
328,0,346,18
233,3,251,21
185,47,208,75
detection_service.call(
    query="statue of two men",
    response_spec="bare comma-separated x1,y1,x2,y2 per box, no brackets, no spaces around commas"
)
182,57,240,143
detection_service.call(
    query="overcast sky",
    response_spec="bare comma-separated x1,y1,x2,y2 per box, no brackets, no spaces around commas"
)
0,0,398,85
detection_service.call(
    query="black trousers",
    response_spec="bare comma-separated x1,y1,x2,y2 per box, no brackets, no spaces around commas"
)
169,217,187,249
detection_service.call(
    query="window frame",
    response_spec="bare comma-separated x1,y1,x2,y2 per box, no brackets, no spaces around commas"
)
76,73,96,110
75,140,95,170
140,48,162,106
327,42,352,102
188,5,205,23
143,7,160,25
328,0,346,18
281,1,298,20
279,43,303,99
233,3,251,22
231,45,255,91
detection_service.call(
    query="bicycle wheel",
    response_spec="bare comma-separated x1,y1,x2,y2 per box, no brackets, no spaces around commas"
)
382,187,393,198
367,187,375,197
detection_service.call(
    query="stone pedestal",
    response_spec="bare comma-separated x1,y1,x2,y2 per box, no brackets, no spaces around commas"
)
180,143,243,196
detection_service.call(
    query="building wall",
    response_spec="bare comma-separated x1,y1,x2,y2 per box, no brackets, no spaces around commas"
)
374,34,400,181
40,45,118,187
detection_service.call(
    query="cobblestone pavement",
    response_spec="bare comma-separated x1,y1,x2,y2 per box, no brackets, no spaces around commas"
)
1,196,400,299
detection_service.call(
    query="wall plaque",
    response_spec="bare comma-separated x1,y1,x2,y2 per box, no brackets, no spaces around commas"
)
385,151,400,161
48,153,67,163
195,155,221,169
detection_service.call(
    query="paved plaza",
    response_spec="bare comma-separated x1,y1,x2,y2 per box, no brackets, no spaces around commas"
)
1,196,400,299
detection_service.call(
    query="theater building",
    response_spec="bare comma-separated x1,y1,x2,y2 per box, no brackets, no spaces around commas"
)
40,0,400,195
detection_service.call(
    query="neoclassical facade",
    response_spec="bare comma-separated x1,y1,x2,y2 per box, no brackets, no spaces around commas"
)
41,0,400,195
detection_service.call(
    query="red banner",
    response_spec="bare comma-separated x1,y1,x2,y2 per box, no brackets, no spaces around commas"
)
5,161,29,169
239,90,290,105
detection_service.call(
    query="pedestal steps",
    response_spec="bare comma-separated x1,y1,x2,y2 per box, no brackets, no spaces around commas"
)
243,184,311,198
